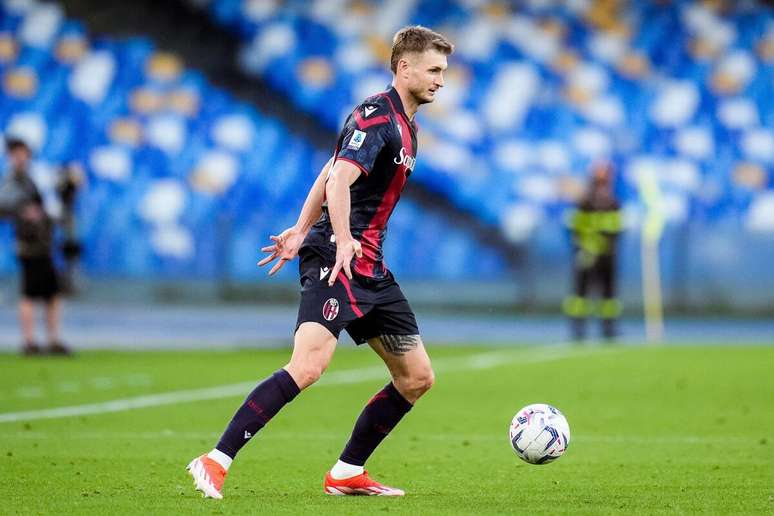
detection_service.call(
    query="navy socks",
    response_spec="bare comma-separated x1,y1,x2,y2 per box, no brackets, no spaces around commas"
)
215,369,300,458
339,382,413,466
215,373,411,467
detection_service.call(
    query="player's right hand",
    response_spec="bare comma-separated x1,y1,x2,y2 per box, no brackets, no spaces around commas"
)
328,238,362,286
258,226,305,276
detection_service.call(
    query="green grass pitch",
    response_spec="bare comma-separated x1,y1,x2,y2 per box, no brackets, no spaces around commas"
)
1,344,772,514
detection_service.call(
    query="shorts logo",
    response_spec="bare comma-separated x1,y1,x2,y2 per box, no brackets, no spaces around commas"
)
347,130,366,150
323,298,340,321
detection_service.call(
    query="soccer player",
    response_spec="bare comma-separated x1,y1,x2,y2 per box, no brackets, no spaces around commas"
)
187,26,453,498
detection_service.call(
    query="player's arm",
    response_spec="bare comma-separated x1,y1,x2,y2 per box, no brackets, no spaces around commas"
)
325,160,363,286
258,157,333,275
294,156,333,234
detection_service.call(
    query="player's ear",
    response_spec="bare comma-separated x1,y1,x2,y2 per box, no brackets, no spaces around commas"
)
398,56,412,78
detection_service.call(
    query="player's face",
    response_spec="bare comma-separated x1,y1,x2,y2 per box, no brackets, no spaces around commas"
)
404,49,447,105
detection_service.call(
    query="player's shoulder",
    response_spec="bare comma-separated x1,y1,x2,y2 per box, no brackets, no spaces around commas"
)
358,91,392,112
350,92,394,130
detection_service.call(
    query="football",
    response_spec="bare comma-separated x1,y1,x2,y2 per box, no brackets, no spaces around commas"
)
509,403,571,465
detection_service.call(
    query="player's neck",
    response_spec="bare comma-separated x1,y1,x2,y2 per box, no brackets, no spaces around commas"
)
392,83,418,120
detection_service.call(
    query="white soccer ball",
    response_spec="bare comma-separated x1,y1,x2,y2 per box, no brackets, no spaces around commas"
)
509,403,570,465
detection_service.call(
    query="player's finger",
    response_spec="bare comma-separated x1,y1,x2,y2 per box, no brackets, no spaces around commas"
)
328,260,343,286
257,252,278,267
261,244,277,253
354,245,363,258
268,258,287,276
343,256,353,280
270,235,283,245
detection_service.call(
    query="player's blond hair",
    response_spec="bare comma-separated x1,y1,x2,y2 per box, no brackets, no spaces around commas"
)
390,25,454,73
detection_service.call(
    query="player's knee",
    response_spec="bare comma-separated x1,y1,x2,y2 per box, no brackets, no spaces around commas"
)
298,366,323,389
398,367,434,400
288,362,325,389
418,368,435,394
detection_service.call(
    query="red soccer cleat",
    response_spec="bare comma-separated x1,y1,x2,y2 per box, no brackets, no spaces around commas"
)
323,470,405,496
186,454,227,499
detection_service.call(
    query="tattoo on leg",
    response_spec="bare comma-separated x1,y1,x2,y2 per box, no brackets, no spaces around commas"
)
377,334,420,356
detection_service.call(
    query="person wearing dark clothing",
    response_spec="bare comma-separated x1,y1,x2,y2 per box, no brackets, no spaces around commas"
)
563,162,623,341
55,162,85,294
0,138,70,355
186,26,454,499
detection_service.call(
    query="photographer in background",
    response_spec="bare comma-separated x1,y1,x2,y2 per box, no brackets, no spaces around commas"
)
0,137,71,355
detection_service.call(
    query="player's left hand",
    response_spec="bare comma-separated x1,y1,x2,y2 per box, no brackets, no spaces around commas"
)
258,226,306,276
328,238,362,286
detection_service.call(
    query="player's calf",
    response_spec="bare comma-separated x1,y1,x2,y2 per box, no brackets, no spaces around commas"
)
335,381,414,475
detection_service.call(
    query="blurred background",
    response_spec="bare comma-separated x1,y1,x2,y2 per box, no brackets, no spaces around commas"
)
1,0,773,349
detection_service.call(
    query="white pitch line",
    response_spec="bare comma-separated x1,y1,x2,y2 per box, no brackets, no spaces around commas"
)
0,345,609,424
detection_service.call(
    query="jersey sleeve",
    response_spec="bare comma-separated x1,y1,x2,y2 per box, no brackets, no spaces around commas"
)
334,106,391,176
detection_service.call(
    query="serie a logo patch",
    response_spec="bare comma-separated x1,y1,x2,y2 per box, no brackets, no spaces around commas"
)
347,129,366,150
322,298,340,321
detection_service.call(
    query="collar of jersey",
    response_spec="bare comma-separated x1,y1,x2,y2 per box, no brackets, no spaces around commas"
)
385,86,420,134
386,87,408,119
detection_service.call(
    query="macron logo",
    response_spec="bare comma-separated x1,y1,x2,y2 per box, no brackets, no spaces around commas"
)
244,431,252,439
319,267,330,280
364,105,377,117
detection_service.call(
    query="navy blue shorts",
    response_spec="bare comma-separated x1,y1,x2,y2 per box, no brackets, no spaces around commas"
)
295,249,419,344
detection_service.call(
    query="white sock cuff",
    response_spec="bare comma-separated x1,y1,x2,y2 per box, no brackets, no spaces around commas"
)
207,448,233,471
330,459,364,480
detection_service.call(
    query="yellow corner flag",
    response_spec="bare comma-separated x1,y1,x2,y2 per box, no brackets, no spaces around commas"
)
636,166,665,343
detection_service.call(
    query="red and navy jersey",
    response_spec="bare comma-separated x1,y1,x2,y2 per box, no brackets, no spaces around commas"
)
302,87,418,279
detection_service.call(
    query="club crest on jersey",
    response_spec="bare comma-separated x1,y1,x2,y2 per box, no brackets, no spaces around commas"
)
322,298,340,321
394,147,416,172
347,129,367,150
